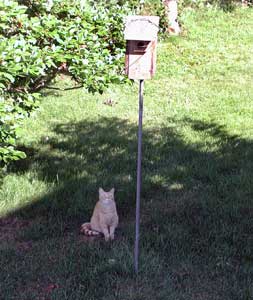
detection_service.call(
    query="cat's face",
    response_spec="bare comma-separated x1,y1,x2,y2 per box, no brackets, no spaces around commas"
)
99,188,115,202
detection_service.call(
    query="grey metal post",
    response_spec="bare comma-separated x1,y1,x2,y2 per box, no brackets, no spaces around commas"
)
134,79,144,274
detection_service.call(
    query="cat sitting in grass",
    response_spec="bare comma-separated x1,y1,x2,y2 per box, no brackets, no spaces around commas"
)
80,188,119,241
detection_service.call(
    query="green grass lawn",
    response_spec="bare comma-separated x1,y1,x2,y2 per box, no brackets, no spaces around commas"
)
1,7,253,300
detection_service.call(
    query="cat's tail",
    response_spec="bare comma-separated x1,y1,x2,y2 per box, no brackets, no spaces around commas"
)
80,223,101,236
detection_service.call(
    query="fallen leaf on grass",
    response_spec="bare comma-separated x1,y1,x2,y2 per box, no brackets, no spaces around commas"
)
44,284,59,293
103,98,118,106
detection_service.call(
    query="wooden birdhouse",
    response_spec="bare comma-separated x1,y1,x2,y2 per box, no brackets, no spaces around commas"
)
124,16,160,80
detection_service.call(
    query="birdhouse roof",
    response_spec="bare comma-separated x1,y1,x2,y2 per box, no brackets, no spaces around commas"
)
124,16,160,41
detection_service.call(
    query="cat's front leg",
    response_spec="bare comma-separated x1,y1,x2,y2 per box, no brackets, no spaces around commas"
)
109,226,116,240
109,216,118,240
101,225,110,241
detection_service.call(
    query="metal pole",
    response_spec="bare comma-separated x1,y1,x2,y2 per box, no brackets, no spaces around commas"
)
134,79,144,274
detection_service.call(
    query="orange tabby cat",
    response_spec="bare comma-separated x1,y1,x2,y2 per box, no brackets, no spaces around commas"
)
80,188,119,241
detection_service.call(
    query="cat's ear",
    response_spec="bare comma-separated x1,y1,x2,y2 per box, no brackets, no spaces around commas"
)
99,187,105,195
110,188,115,194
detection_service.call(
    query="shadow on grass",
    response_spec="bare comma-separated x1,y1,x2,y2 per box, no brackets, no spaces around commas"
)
2,116,253,299
7,116,253,247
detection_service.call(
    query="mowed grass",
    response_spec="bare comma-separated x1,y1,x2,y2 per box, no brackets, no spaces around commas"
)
1,7,253,300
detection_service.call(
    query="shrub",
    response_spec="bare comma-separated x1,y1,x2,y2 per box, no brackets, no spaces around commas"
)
0,0,132,166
